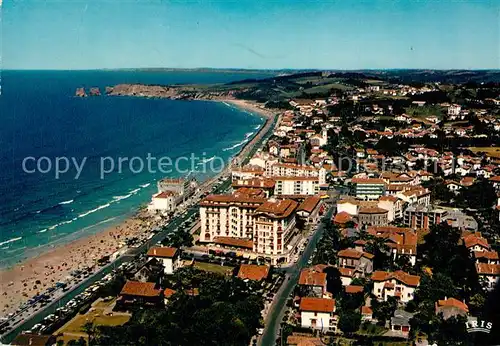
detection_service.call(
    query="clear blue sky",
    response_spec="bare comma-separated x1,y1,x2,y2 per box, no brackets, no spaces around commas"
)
3,0,499,70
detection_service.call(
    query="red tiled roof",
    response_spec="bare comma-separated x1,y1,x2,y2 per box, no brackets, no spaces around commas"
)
237,264,270,281
164,288,177,298
334,211,352,224
436,297,469,313
379,195,398,202
298,269,327,286
351,178,385,184
147,246,178,258
473,250,499,261
199,194,267,207
154,191,177,198
299,297,335,313
297,196,321,213
232,178,276,189
463,234,490,250
214,237,253,249
345,285,363,294
338,267,359,277
361,306,373,315
371,270,420,287
476,263,500,275
338,248,363,259
255,199,298,218
120,281,162,297
358,207,388,214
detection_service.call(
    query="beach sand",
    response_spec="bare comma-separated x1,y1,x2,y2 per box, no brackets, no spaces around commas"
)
0,99,278,317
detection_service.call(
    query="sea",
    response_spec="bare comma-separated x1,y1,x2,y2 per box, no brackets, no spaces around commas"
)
0,70,275,268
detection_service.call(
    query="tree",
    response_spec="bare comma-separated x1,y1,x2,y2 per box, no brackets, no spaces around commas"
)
67,338,87,346
469,292,486,315
323,267,342,296
432,315,469,346
371,296,397,325
456,179,497,210
413,273,458,307
81,322,96,346
364,237,391,270
418,223,480,300
338,310,362,334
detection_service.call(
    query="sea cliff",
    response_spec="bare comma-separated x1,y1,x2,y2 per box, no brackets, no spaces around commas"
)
103,84,236,100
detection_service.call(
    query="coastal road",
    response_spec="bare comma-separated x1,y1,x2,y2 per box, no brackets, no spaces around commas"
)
259,206,335,346
0,206,199,344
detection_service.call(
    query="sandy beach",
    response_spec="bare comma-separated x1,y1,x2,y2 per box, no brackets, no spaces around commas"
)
0,99,278,317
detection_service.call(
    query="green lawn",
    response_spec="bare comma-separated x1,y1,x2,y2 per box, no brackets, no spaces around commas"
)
55,298,130,345
193,261,235,275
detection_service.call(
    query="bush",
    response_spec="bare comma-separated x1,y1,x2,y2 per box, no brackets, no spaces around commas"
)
79,303,91,315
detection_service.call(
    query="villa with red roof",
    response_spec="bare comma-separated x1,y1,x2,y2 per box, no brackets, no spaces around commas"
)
298,268,328,298
237,264,270,282
147,246,181,275
371,270,421,303
299,297,337,332
337,248,374,275
435,297,469,320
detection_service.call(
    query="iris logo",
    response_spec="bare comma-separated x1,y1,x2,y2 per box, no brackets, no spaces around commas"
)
465,319,493,334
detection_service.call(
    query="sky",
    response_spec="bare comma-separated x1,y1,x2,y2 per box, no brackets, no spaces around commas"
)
2,0,499,70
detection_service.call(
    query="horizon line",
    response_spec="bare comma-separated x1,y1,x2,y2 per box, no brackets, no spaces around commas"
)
2,67,500,72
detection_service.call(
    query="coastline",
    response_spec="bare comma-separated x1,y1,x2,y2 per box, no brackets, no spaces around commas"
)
0,99,276,317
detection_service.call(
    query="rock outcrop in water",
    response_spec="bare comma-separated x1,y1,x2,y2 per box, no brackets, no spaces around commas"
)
89,87,101,96
75,87,87,97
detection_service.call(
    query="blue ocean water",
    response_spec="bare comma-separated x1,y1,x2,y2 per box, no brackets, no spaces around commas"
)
0,70,274,267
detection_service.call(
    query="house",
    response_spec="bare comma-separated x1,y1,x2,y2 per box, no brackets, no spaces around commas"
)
371,270,420,303
367,226,418,266
146,246,181,275
435,297,469,320
396,187,431,206
358,207,389,227
338,267,362,286
412,101,426,107
360,306,373,322
337,248,374,275
448,104,461,116
296,195,323,223
148,190,178,214
118,281,163,307
473,250,500,265
237,264,270,281
390,309,414,336
336,199,358,216
378,195,404,222
134,258,164,283
476,263,500,291
298,268,328,298
462,232,490,252
333,211,354,227
299,297,337,332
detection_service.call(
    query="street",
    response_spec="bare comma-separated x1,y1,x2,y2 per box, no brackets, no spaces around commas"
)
259,206,335,346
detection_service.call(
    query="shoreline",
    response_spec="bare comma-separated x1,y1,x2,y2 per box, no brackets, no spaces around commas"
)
0,99,276,318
